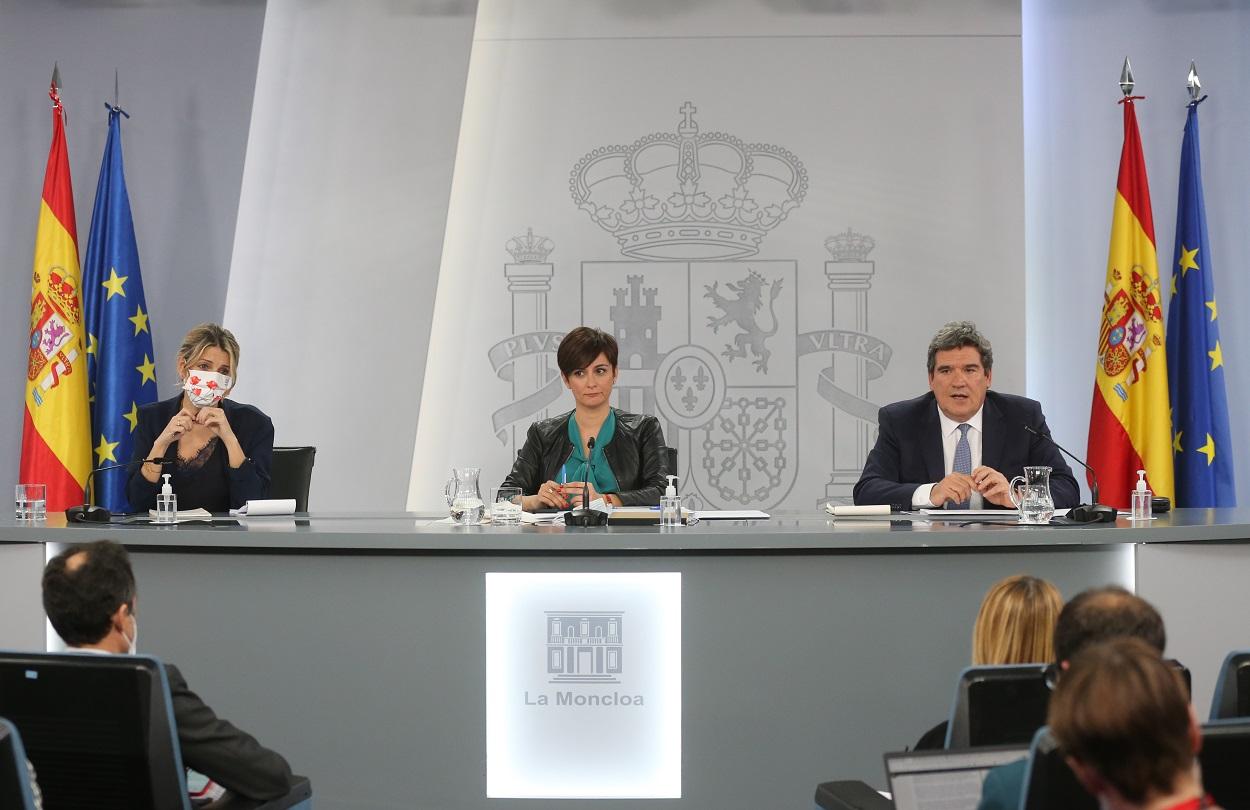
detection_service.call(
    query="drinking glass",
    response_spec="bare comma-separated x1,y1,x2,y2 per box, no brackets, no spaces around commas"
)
15,483,47,521
491,487,523,526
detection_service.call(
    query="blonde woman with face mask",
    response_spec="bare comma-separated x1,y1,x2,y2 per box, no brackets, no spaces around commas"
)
126,323,274,513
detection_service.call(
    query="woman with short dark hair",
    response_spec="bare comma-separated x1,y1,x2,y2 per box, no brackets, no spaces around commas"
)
501,326,669,511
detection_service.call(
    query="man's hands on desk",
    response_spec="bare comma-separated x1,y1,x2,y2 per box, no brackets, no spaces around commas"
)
930,466,1014,508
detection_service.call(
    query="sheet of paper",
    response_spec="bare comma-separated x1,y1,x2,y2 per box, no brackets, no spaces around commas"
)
691,510,770,520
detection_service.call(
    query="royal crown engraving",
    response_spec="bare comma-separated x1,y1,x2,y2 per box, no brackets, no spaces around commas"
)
506,227,555,264
825,228,876,263
570,102,808,261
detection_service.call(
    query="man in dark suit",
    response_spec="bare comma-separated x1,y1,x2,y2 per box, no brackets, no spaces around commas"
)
854,321,1080,509
41,540,293,802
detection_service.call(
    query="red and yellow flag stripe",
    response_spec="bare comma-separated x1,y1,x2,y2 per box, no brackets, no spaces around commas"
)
1087,99,1173,508
20,82,91,511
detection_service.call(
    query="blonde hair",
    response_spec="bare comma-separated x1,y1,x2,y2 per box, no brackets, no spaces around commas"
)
177,323,240,378
971,575,1062,666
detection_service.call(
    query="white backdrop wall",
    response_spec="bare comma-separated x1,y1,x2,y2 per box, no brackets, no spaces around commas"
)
1024,0,1250,506
223,0,478,511
0,0,264,499
409,0,1025,511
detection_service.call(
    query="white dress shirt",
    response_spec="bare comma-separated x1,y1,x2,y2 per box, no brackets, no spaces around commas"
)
912,404,985,508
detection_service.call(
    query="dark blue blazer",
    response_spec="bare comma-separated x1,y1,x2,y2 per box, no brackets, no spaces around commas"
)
853,391,1080,509
126,394,273,513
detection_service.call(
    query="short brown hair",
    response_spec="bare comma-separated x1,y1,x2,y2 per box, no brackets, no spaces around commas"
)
1049,637,1193,804
42,541,136,647
1054,586,1166,663
556,326,618,377
177,323,240,378
972,575,1062,666
927,321,993,374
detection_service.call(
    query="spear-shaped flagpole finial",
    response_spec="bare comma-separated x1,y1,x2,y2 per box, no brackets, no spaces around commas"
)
1187,60,1202,103
1119,56,1135,97
52,62,61,93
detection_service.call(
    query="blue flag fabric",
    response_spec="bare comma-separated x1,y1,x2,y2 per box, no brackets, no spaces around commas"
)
82,106,158,512
1166,100,1235,507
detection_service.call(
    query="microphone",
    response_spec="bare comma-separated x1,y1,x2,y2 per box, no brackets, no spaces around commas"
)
1022,425,1117,523
66,457,170,524
564,435,608,527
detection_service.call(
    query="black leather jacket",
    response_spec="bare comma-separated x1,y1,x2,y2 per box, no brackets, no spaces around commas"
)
501,409,670,506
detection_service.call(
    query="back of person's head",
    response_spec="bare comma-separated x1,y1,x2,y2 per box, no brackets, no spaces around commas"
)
972,574,1062,665
1049,637,1197,805
42,540,136,646
1053,586,1165,664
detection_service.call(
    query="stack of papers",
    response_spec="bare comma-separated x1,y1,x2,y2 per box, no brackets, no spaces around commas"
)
146,507,213,522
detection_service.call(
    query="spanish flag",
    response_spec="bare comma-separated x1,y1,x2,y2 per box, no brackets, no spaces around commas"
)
20,69,91,511
1087,96,1174,509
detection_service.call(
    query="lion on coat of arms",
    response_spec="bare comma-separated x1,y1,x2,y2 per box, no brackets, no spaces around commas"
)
704,270,783,373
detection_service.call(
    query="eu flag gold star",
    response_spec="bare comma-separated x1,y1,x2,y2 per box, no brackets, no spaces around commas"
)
1172,430,1183,454
1197,433,1216,466
1208,341,1224,371
129,303,150,335
1177,245,1199,276
136,353,156,385
1206,300,1218,322
123,401,140,433
1171,274,1178,296
94,434,120,464
102,268,128,300
87,332,98,355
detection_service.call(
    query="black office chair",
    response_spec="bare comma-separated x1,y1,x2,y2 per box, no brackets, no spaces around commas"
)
946,660,1191,749
270,446,316,512
813,780,892,810
0,651,191,809
1021,727,1098,810
0,718,37,810
1210,650,1250,720
946,664,1050,748
1199,719,1250,807
665,445,678,477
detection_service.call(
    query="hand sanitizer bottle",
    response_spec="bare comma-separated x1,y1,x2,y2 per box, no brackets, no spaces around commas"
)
660,475,681,528
156,474,178,524
1131,469,1152,521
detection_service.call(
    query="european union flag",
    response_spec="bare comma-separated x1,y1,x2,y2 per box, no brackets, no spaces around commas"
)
1166,99,1235,507
82,105,158,512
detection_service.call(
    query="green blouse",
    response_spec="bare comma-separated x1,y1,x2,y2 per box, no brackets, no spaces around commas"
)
562,410,620,494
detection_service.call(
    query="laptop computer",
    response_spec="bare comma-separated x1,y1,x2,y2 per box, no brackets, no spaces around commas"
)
885,745,1028,810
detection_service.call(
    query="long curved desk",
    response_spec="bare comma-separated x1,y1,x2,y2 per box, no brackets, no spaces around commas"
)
1,510,1246,809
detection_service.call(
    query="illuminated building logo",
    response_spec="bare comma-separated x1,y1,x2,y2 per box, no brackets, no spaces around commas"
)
546,611,623,684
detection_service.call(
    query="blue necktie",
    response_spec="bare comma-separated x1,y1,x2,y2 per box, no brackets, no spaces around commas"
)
950,423,971,509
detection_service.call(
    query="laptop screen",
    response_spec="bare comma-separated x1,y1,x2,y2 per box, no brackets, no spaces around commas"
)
885,746,1028,810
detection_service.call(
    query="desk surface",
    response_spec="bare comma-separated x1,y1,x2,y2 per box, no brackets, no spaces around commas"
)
2,508,1248,553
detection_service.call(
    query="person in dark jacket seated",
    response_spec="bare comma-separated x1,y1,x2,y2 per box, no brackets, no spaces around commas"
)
854,321,1080,510
1050,638,1219,810
502,326,669,509
127,323,273,513
42,540,294,802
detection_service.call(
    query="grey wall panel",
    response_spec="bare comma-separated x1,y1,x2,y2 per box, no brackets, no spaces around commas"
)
223,0,478,512
0,0,265,495
1137,542,1250,719
0,543,46,650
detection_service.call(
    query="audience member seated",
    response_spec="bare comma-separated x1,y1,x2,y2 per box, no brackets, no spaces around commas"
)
1050,637,1219,810
976,585,1167,810
914,574,1062,749
41,540,293,803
